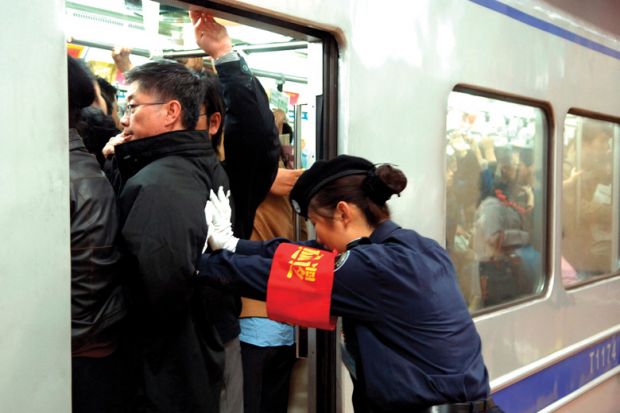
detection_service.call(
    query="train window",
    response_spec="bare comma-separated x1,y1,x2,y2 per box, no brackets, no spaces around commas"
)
445,90,547,312
561,115,620,288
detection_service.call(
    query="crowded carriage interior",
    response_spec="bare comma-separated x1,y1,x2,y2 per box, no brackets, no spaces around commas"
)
445,91,618,312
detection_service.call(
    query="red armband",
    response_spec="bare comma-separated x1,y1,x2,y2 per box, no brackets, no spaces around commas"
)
266,243,337,330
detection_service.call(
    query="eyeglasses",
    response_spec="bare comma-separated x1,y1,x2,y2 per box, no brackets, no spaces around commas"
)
123,102,167,116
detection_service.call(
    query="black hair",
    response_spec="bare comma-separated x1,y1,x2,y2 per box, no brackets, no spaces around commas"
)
125,60,202,130
282,122,293,144
96,77,118,116
67,56,95,128
309,164,407,226
76,106,120,168
199,72,225,154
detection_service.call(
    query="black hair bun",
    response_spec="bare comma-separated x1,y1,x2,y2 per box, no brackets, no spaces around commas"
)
375,164,407,196
363,164,406,205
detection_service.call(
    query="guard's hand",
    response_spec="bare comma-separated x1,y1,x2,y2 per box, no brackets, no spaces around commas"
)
189,10,232,59
102,133,127,158
203,186,238,252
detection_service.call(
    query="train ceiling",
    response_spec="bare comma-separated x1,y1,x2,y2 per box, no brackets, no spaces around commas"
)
65,0,312,84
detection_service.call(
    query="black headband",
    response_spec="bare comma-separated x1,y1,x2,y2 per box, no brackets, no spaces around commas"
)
291,168,370,216
289,155,383,218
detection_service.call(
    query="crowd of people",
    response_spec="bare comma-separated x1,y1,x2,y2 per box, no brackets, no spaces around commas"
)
68,9,503,413
445,120,544,310
562,119,614,282
69,11,286,412
445,107,616,312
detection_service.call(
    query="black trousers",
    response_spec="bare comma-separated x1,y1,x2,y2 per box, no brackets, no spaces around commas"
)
72,351,130,413
240,342,297,413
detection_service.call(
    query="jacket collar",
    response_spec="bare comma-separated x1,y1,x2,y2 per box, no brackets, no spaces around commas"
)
69,128,86,151
369,220,401,243
115,129,213,180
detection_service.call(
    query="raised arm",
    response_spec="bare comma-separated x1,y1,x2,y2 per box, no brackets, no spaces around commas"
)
190,10,280,239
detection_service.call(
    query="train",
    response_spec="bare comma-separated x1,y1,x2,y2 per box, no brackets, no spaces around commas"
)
1,0,619,412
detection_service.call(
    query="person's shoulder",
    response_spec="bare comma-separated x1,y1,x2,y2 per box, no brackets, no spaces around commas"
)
385,227,448,257
70,151,113,190
121,161,174,202
125,162,161,187
70,145,101,171
384,225,426,244
133,156,192,184
127,156,212,204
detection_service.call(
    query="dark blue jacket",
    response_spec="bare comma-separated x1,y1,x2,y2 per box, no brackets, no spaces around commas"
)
198,220,490,410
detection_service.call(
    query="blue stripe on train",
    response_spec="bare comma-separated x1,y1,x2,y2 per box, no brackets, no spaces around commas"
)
492,334,620,412
469,0,620,61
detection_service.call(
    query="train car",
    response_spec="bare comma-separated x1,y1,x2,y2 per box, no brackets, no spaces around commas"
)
1,0,619,412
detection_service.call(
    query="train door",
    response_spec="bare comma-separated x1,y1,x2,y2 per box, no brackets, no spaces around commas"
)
64,0,339,411
1,3,71,412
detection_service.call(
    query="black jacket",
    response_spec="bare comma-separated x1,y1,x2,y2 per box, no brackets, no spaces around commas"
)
219,55,280,240
116,130,228,413
210,55,281,342
69,129,126,354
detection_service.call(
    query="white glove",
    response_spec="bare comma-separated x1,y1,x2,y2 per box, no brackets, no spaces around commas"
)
203,186,238,253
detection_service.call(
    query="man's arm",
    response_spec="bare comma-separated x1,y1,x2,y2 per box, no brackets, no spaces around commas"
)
111,47,133,73
218,57,280,238
190,11,280,239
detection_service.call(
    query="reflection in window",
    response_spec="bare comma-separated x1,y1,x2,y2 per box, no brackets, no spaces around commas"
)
445,91,546,311
561,115,618,287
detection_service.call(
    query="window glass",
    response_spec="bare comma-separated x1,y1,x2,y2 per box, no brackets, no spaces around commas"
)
446,91,547,311
561,115,619,287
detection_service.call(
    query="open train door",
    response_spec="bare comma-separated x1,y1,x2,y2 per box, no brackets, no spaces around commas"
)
65,0,340,411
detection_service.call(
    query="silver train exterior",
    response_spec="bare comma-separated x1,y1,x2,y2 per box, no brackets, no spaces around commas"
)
1,0,618,412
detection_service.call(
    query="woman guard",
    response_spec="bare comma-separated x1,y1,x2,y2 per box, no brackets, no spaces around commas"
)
198,155,504,413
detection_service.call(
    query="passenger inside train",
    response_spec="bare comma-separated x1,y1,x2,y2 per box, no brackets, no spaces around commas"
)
444,93,546,311
67,54,129,413
562,120,614,280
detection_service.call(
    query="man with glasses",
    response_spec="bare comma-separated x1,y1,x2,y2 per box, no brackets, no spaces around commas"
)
115,59,228,412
